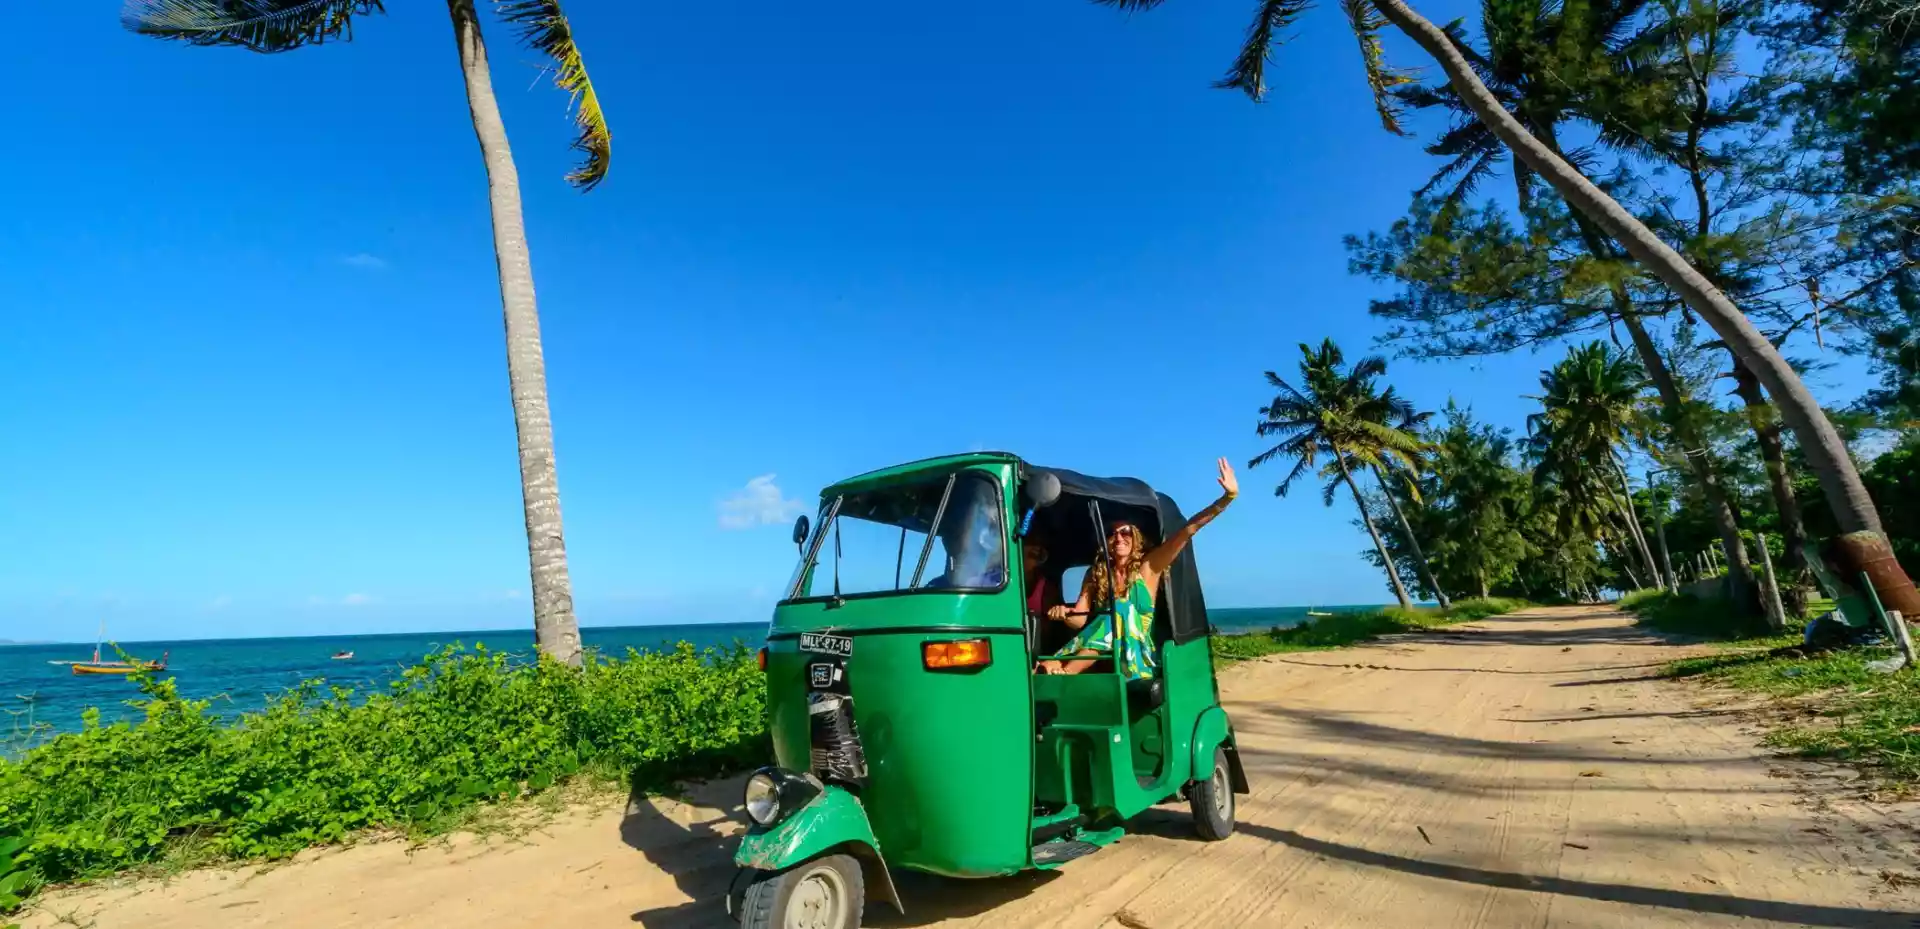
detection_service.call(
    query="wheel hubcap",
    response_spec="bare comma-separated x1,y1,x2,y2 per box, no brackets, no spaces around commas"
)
784,864,846,929
1211,764,1231,819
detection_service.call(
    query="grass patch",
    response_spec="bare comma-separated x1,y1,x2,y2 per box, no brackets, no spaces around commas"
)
1625,591,1920,786
1619,590,1792,642
0,643,766,899
1213,597,1530,663
1615,588,1666,612
1665,645,1920,783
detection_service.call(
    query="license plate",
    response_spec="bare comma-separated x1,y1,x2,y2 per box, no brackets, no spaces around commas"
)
799,632,853,657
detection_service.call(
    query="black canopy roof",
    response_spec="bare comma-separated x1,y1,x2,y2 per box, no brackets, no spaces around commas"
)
1021,464,1212,644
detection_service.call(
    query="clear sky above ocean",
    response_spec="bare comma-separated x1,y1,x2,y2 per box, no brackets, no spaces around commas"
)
0,2,1872,642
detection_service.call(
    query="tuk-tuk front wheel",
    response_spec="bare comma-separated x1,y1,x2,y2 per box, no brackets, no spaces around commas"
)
739,854,865,929
1191,746,1236,841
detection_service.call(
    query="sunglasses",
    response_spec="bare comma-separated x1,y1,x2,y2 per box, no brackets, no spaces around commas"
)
1108,526,1138,539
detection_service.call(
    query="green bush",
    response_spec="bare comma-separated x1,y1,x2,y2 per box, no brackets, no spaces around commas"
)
0,643,766,888
1213,599,1531,662
1615,588,1666,612
1,834,28,927
1441,597,1531,621
1619,591,1787,642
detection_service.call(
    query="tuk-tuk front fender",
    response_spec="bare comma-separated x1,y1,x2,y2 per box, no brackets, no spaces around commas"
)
733,783,902,912
1192,706,1251,794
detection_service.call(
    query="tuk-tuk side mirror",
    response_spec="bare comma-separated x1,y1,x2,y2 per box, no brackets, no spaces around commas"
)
792,514,811,551
1024,472,1062,509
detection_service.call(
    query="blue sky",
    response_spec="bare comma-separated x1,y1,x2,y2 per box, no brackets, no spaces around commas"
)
0,1,1876,643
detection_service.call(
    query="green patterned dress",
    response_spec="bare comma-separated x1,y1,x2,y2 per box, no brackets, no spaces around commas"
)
1062,575,1159,680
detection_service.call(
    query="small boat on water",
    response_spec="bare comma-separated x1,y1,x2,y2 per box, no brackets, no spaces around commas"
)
72,656,166,676
66,621,168,677
331,651,354,660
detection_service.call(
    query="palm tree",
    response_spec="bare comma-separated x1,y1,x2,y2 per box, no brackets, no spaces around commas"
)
1093,0,1917,613
123,0,612,666
1351,0,1760,609
1374,409,1450,608
1252,339,1426,608
1527,343,1661,588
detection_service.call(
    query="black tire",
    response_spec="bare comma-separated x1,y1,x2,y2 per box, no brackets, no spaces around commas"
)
738,853,866,929
1190,746,1235,841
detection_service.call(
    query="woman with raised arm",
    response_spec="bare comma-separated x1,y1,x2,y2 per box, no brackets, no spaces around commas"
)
1038,458,1239,678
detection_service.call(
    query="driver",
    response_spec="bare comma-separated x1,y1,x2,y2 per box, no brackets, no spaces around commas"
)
923,477,1007,588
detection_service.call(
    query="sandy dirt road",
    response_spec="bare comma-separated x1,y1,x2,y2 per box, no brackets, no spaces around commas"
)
21,605,1920,929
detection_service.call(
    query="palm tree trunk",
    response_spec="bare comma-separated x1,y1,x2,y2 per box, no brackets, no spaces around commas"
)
449,0,582,667
1607,538,1644,591
1730,361,1811,578
1551,201,1756,607
1372,465,1450,609
1368,0,1920,618
1338,456,1413,608
1612,308,1755,608
1608,455,1660,589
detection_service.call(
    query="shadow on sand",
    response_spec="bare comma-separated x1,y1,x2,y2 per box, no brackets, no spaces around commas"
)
1234,822,1918,928
618,775,1059,929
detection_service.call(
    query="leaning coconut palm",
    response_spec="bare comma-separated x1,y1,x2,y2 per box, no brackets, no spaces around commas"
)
1373,409,1449,608
1251,339,1426,608
1091,0,1919,615
124,0,611,666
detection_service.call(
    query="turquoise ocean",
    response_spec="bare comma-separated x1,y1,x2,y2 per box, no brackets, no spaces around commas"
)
0,604,1372,750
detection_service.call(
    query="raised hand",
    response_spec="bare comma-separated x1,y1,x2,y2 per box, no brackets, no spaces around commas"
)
1217,457,1239,499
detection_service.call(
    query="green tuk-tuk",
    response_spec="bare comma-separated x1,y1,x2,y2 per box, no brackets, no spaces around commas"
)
728,453,1249,929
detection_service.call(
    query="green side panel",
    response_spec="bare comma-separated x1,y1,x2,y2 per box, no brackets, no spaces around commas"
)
764,602,1032,878
734,785,878,871
1031,674,1125,813
1159,637,1214,787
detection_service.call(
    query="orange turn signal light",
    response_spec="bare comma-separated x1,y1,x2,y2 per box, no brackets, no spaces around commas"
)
922,638,992,670
757,647,768,672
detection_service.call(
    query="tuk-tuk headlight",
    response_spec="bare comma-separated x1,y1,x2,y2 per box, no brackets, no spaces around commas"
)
745,774,781,825
743,767,822,827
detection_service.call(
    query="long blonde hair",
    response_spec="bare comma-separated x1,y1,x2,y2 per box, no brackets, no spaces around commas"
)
1085,522,1148,609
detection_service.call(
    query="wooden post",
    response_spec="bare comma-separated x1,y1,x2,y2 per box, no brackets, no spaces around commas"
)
1754,533,1787,631
1654,509,1678,593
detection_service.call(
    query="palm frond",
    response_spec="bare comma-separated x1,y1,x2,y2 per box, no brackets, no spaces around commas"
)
1321,466,1344,507
122,0,382,52
1341,0,1418,135
1350,354,1390,381
498,0,611,190
1089,0,1171,9
1215,0,1313,102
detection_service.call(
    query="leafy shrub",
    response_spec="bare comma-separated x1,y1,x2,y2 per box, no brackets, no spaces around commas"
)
1620,591,1786,641
0,834,28,928
1214,599,1531,661
1615,588,1667,612
0,643,765,887
1441,597,1531,621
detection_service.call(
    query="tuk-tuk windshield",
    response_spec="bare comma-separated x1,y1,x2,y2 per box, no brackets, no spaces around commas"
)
785,471,1006,601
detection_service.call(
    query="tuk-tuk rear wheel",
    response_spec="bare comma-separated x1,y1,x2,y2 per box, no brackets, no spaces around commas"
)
1191,746,1236,841
738,853,865,929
